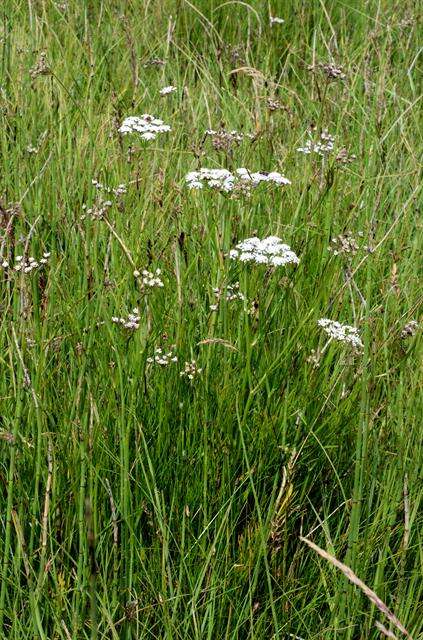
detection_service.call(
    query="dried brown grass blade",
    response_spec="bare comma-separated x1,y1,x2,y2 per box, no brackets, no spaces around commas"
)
300,536,412,639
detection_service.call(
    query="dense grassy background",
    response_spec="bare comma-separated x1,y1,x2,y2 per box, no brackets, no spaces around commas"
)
0,1,422,638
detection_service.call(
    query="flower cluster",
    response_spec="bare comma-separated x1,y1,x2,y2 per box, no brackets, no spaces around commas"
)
317,318,363,350
82,198,112,220
321,62,346,80
308,62,346,80
328,233,371,256
204,128,254,152
401,320,419,339
185,168,291,192
329,233,360,256
29,51,50,79
229,237,300,267
112,308,140,331
159,85,177,96
133,268,164,291
270,16,284,25
297,130,335,156
143,57,166,67
335,148,356,164
267,98,283,111
180,360,202,380
118,115,171,140
210,282,245,311
1,252,50,273
146,346,178,366
92,178,127,197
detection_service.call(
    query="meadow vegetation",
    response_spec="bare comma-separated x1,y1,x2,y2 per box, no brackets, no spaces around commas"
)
0,1,422,638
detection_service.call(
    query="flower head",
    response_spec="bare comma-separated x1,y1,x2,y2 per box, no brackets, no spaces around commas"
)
134,268,164,291
146,345,178,366
159,85,177,96
185,167,290,193
1,252,51,274
297,130,335,156
229,236,299,267
112,308,140,331
180,359,202,381
118,114,171,140
401,320,419,339
317,318,363,350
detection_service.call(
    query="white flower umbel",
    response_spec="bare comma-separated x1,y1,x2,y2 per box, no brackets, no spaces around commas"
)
317,318,363,350
159,85,177,95
92,178,127,197
297,130,335,156
229,237,299,267
146,346,178,366
112,308,140,331
185,168,234,192
1,252,51,274
118,114,171,140
401,320,419,339
185,168,290,192
210,282,245,311
236,168,291,186
133,268,164,291
180,359,202,381
270,16,284,25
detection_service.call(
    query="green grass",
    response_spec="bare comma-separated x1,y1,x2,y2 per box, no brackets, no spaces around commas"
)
0,1,422,638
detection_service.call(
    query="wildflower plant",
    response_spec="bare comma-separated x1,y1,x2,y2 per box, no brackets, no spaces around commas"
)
146,346,178,366
133,268,164,292
112,308,141,331
118,114,171,140
180,359,202,380
229,237,299,267
297,130,335,156
185,168,291,193
159,85,177,96
317,318,363,350
1,252,50,274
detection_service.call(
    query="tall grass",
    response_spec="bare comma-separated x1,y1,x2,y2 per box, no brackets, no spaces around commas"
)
0,1,421,638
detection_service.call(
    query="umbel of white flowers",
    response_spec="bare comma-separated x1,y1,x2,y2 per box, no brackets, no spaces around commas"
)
229,237,300,267
297,130,335,156
159,85,177,95
185,168,291,192
118,114,171,140
317,318,363,349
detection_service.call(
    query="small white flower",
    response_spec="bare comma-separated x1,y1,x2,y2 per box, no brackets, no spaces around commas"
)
159,85,177,95
270,16,284,25
317,318,363,350
230,237,299,267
